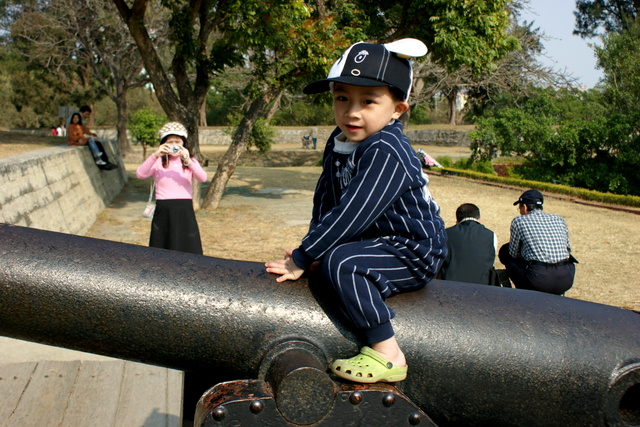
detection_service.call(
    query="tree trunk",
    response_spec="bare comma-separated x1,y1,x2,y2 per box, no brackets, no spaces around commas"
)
115,91,132,155
400,108,411,130
112,0,200,152
447,88,458,126
86,102,96,127
201,87,281,210
183,114,202,160
264,91,282,124
199,99,207,127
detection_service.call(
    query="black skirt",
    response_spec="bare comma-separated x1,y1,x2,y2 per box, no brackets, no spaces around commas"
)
149,199,203,255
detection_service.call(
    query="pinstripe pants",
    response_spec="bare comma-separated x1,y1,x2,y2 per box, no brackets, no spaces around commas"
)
321,237,444,344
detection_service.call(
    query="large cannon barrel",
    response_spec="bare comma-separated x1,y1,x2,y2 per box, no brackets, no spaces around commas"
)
0,223,639,426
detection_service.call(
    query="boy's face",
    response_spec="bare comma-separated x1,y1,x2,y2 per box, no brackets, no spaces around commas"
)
333,83,409,142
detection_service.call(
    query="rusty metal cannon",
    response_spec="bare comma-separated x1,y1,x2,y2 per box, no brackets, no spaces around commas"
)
0,223,639,426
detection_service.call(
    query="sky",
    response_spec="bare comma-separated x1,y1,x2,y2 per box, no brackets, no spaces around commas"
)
520,0,603,88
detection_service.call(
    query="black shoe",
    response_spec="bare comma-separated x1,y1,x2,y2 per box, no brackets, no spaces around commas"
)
103,162,119,170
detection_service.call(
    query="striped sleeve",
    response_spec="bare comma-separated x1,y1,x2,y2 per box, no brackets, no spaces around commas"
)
297,144,410,267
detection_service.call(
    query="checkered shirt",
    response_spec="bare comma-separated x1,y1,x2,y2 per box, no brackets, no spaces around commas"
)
508,209,571,263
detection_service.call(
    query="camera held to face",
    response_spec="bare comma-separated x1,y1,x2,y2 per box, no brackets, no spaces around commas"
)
169,145,181,154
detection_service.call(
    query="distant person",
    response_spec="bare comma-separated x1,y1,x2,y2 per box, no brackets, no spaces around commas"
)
50,127,58,136
301,134,311,149
78,105,117,169
415,148,443,169
499,189,577,295
136,122,208,255
310,126,318,149
79,105,95,126
56,124,65,137
441,203,497,285
67,112,110,168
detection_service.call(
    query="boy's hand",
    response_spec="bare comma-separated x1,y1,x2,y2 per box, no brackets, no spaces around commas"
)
265,249,304,283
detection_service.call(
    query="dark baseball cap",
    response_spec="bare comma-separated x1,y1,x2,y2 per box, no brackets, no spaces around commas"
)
513,189,544,206
303,38,427,102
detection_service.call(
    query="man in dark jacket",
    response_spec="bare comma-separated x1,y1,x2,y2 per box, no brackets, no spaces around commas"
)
441,203,497,285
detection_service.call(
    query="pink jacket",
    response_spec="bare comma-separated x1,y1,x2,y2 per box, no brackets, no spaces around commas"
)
136,154,207,200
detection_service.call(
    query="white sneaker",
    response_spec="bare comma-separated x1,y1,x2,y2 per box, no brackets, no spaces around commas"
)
96,160,107,165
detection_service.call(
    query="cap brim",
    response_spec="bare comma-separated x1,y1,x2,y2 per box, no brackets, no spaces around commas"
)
513,200,520,206
303,76,392,95
514,199,543,206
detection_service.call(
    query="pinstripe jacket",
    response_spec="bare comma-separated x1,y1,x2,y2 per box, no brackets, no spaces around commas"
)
292,120,446,270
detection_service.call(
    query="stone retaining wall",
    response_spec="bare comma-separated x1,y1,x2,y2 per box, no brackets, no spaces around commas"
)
0,141,127,235
27,126,471,147
202,128,471,147
196,127,471,147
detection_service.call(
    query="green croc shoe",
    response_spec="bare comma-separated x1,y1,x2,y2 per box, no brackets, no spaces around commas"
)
330,346,408,383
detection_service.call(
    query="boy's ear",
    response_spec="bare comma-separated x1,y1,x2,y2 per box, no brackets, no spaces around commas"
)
392,101,410,119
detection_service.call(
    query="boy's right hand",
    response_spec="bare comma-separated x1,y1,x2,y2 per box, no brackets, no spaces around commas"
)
265,249,305,283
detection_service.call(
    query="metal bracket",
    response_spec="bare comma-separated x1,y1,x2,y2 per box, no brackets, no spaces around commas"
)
195,379,436,426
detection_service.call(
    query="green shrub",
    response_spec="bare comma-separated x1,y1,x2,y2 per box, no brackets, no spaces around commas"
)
451,158,496,175
249,118,276,153
436,156,453,167
439,168,640,208
128,108,167,149
471,160,496,175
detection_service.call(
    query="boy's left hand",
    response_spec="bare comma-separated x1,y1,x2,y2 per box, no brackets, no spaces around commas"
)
265,249,304,283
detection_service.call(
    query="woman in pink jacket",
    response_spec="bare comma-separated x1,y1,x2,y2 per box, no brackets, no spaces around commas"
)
136,122,208,255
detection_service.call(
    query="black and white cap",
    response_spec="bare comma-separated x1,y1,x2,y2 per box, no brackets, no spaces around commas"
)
303,38,428,102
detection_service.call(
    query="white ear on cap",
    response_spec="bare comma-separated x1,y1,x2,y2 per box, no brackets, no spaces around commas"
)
384,38,428,59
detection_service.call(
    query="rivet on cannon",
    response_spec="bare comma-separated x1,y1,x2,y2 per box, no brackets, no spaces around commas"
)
349,391,363,405
249,400,264,414
408,411,422,425
382,393,395,407
212,406,226,421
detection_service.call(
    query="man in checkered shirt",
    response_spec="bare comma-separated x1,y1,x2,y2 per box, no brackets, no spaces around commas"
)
498,189,577,294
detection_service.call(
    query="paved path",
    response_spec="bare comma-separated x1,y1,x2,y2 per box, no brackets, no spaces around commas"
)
1,360,182,427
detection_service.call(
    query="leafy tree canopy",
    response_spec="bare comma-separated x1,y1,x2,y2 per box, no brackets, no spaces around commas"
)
471,87,639,195
594,18,640,113
574,0,639,38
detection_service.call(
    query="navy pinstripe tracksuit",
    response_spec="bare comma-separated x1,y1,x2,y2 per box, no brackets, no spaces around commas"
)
292,120,447,343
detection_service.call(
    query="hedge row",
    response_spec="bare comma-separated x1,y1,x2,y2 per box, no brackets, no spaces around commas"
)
437,168,640,208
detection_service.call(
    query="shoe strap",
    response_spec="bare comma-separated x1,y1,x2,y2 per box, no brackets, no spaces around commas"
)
361,346,394,369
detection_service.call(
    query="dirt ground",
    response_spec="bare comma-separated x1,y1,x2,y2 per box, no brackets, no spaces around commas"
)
2,132,638,311
83,146,640,312
0,132,63,157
